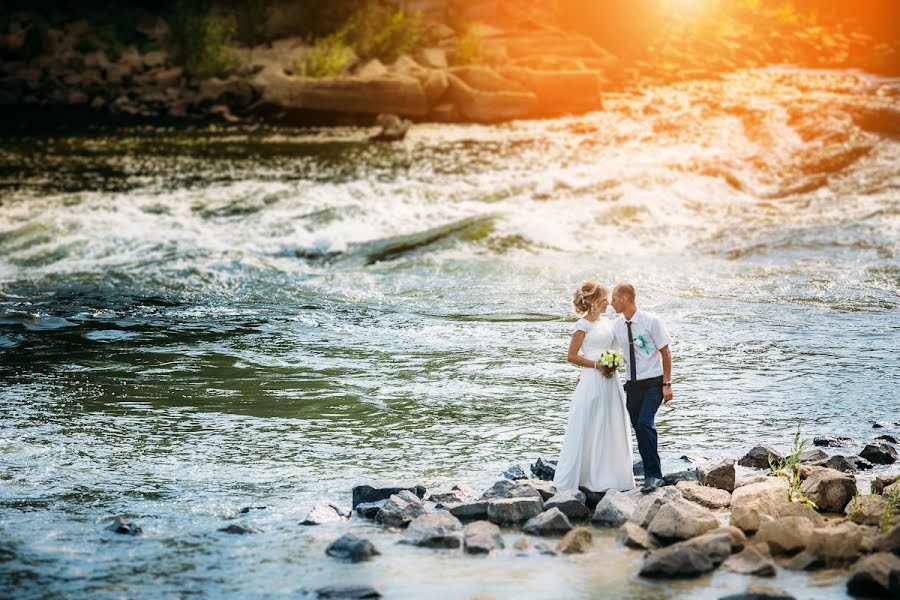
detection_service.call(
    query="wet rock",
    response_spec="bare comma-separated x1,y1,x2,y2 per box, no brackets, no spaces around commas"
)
799,449,828,463
676,481,732,509
814,436,855,447
872,421,896,429
219,524,261,534
647,499,719,543
429,484,477,506
873,475,899,495
487,497,543,526
815,455,857,473
699,459,736,492
353,500,387,520
463,520,504,554
662,468,701,486
592,489,640,527
543,490,590,520
479,479,543,501
300,503,347,525
723,543,777,576
325,533,379,562
523,507,573,535
530,457,557,481
876,434,899,444
853,457,875,470
374,490,428,528
846,552,900,597
239,505,267,514
501,464,528,481
860,443,898,465
369,113,410,142
352,482,425,508
402,511,463,548
446,501,489,521
730,477,790,533
738,445,784,469
630,487,683,528
534,542,558,555
638,529,733,578
512,536,529,552
106,517,142,536
556,526,592,554
618,521,657,550
797,467,857,512
719,583,795,600
755,516,813,555
316,584,381,599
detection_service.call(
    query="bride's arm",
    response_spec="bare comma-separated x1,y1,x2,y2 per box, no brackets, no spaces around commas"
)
567,331,598,369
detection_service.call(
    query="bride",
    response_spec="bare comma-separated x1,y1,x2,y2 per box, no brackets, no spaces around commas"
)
553,281,635,493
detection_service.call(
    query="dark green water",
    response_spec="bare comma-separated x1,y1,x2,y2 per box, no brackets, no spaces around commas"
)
1,68,898,599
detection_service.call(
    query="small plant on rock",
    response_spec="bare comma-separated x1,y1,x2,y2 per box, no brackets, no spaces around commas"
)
881,486,900,532
768,422,818,510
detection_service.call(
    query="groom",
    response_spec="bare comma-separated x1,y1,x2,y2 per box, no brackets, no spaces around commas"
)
611,284,673,494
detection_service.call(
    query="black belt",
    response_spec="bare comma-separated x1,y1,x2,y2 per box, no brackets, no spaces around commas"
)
624,375,663,391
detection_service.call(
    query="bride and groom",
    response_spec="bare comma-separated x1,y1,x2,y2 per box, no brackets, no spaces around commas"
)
553,282,673,495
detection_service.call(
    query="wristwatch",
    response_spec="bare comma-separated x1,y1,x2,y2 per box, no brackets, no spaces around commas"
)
662,382,672,387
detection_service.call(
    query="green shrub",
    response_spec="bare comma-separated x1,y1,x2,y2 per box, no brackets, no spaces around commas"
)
293,33,356,77
344,2,423,64
768,423,818,510
169,3,240,79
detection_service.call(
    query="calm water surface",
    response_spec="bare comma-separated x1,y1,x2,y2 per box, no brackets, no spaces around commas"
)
1,68,898,599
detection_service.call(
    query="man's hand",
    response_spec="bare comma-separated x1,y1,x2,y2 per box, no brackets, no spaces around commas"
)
662,386,673,403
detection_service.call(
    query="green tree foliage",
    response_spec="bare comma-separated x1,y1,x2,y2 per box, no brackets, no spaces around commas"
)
168,2,240,79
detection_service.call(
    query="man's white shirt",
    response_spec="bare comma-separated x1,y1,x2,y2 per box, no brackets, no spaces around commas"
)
612,309,671,382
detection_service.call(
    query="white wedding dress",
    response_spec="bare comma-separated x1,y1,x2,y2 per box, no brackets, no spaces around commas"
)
553,317,635,493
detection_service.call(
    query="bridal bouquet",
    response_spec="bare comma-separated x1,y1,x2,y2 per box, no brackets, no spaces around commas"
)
597,350,624,378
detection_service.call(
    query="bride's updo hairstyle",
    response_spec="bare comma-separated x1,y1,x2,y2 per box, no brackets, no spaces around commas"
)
573,280,610,316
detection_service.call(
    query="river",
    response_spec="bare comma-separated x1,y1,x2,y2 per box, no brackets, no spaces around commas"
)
1,67,898,599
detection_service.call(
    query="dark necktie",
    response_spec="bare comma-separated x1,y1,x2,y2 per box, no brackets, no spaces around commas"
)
626,321,637,382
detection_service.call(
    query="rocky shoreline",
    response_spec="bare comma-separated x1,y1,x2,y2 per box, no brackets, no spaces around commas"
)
2,2,898,129
102,426,900,599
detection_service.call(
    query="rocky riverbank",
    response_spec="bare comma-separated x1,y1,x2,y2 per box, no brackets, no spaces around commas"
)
2,1,898,128
101,427,900,599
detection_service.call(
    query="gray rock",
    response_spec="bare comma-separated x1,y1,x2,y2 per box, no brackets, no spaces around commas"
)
300,503,346,525
530,457,557,481
429,484,477,506
860,443,898,465
446,501,489,521
316,584,381,599
578,486,605,509
719,583,795,600
618,521,657,550
876,434,899,444
853,456,875,470
723,544,777,576
799,449,828,463
523,507,573,535
463,520,504,554
239,505,267,514
647,499,719,544
738,445,784,469
730,477,790,533
479,479,543,501
663,468,701,486
699,459,736,492
402,511,463,548
325,533,380,562
501,464,528,481
873,474,899,495
593,489,640,527
797,467,857,512
352,482,425,508
755,517,813,555
813,436,855,447
874,523,900,554
353,500,387,520
846,552,900,597
846,494,897,526
814,455,857,473
544,490,590,520
676,481,732,509
374,490,427,528
630,486,683,528
219,524,261,534
639,529,733,578
487,497,543,526
106,517,141,536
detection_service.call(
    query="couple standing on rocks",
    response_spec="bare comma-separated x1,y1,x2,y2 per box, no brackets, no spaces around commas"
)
554,282,673,495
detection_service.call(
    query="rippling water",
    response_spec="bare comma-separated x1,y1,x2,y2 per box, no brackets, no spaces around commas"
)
1,68,899,599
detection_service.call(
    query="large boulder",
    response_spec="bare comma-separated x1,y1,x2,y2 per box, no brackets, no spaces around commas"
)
479,479,543,501
754,517,814,555
463,520,504,554
738,445,784,469
446,72,538,123
544,490,590,520
638,528,734,578
253,68,429,118
487,497,543,526
860,443,898,465
730,477,790,533
402,511,463,548
592,489,640,527
326,533,380,562
846,552,900,597
647,499,720,544
374,490,428,528
806,521,865,566
523,507,573,535
495,66,606,116
675,481,732,509
846,494,899,526
618,521,658,550
630,487,683,528
446,501,489,521
699,459,736,492
815,455,858,473
352,482,425,508
797,467,857,512
662,468,701,486
723,544,778,576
